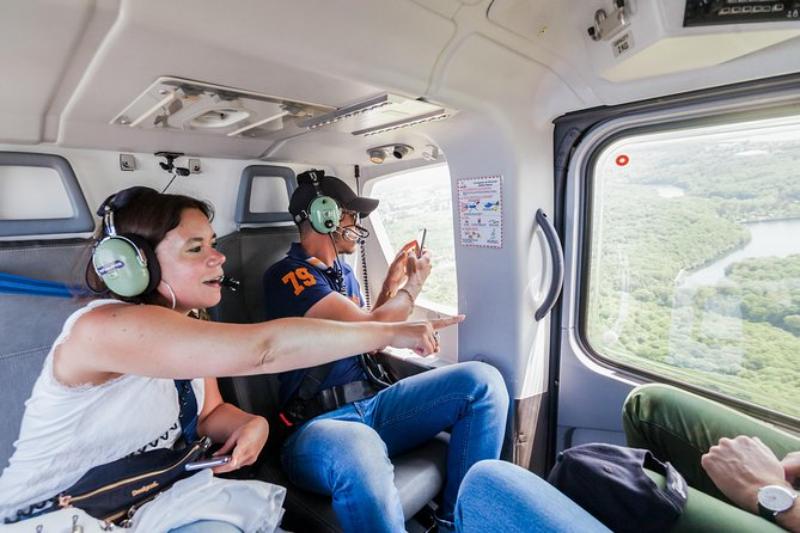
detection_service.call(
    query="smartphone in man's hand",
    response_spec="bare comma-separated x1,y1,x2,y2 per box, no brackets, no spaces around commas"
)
416,228,427,258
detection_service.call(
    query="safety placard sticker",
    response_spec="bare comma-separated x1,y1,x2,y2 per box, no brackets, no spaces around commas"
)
457,175,502,248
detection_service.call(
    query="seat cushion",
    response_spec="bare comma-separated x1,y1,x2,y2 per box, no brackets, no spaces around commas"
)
253,433,449,533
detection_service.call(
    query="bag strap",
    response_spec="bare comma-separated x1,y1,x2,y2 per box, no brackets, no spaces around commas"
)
174,379,199,444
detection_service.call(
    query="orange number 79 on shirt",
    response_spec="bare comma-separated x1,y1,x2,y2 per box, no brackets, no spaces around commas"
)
282,267,317,295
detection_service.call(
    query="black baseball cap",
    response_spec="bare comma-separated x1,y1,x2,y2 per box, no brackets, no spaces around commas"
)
547,443,688,533
289,170,379,220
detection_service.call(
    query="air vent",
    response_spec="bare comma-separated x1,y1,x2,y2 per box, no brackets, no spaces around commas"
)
188,108,251,129
111,77,333,138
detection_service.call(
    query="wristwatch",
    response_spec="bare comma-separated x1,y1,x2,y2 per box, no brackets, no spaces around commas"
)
758,485,797,523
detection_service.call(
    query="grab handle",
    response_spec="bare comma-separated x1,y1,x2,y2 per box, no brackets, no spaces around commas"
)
534,209,564,321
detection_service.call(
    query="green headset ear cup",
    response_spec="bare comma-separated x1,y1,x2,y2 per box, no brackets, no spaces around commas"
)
124,234,161,295
92,233,160,297
308,196,342,234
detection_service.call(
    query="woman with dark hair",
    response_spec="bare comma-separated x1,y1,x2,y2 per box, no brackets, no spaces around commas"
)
0,187,458,532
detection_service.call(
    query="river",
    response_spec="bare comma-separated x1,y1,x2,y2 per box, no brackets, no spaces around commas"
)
680,218,800,288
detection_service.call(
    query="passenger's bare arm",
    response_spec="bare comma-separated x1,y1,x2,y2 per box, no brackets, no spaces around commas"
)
54,303,461,385
198,378,265,445
198,378,268,474
306,249,431,323
779,507,800,532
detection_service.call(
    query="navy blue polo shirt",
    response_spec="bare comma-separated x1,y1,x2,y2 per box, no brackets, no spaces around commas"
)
263,242,367,405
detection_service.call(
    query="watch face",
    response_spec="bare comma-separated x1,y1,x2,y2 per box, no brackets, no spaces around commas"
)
759,486,797,513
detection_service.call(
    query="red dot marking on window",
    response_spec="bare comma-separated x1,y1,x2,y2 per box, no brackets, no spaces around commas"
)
615,154,630,166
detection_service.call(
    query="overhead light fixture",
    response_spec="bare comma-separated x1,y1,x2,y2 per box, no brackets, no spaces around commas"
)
366,144,414,164
300,93,454,136
300,94,394,130
391,144,412,159
368,148,386,164
353,110,450,137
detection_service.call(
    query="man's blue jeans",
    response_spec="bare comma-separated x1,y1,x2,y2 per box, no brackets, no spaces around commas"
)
455,460,611,533
281,361,509,532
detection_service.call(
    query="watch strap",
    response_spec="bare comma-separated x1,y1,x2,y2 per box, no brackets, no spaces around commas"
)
758,501,778,523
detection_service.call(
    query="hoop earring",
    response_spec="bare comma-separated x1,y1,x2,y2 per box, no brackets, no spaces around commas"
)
161,281,177,310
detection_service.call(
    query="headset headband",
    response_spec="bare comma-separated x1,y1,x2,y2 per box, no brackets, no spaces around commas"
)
97,186,157,236
96,186,156,217
307,169,325,190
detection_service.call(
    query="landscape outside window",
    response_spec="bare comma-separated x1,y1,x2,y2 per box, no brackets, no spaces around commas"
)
370,164,458,312
586,115,800,419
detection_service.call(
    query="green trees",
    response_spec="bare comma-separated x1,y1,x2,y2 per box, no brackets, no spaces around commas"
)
587,130,800,419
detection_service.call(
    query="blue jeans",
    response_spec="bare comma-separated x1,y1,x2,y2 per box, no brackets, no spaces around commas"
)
169,520,242,532
281,361,509,533
455,460,611,533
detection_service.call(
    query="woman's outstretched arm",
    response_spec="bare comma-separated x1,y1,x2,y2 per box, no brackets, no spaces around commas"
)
54,303,462,385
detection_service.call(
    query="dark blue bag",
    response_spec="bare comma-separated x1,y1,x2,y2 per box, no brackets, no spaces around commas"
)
55,436,211,524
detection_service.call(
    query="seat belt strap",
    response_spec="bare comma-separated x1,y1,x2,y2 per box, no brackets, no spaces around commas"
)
284,254,349,404
285,253,389,408
0,272,89,298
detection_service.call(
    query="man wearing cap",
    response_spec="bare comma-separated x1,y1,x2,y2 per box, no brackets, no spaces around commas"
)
261,170,508,533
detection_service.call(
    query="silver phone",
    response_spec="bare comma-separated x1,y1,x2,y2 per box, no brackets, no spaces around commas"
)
185,455,232,471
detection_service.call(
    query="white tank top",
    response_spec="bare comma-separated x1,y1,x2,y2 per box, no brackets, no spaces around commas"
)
0,299,204,521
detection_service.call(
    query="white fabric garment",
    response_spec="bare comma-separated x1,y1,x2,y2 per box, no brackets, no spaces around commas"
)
2,503,291,533
0,299,285,531
130,469,286,532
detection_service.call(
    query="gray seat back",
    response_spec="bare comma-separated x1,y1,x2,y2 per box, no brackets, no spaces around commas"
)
0,240,91,469
209,164,301,415
211,226,298,415
215,226,299,325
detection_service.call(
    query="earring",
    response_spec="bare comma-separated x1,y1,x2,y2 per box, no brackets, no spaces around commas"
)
162,281,177,310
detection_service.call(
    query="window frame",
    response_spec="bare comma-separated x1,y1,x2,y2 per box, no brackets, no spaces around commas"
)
364,161,459,315
571,95,800,431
